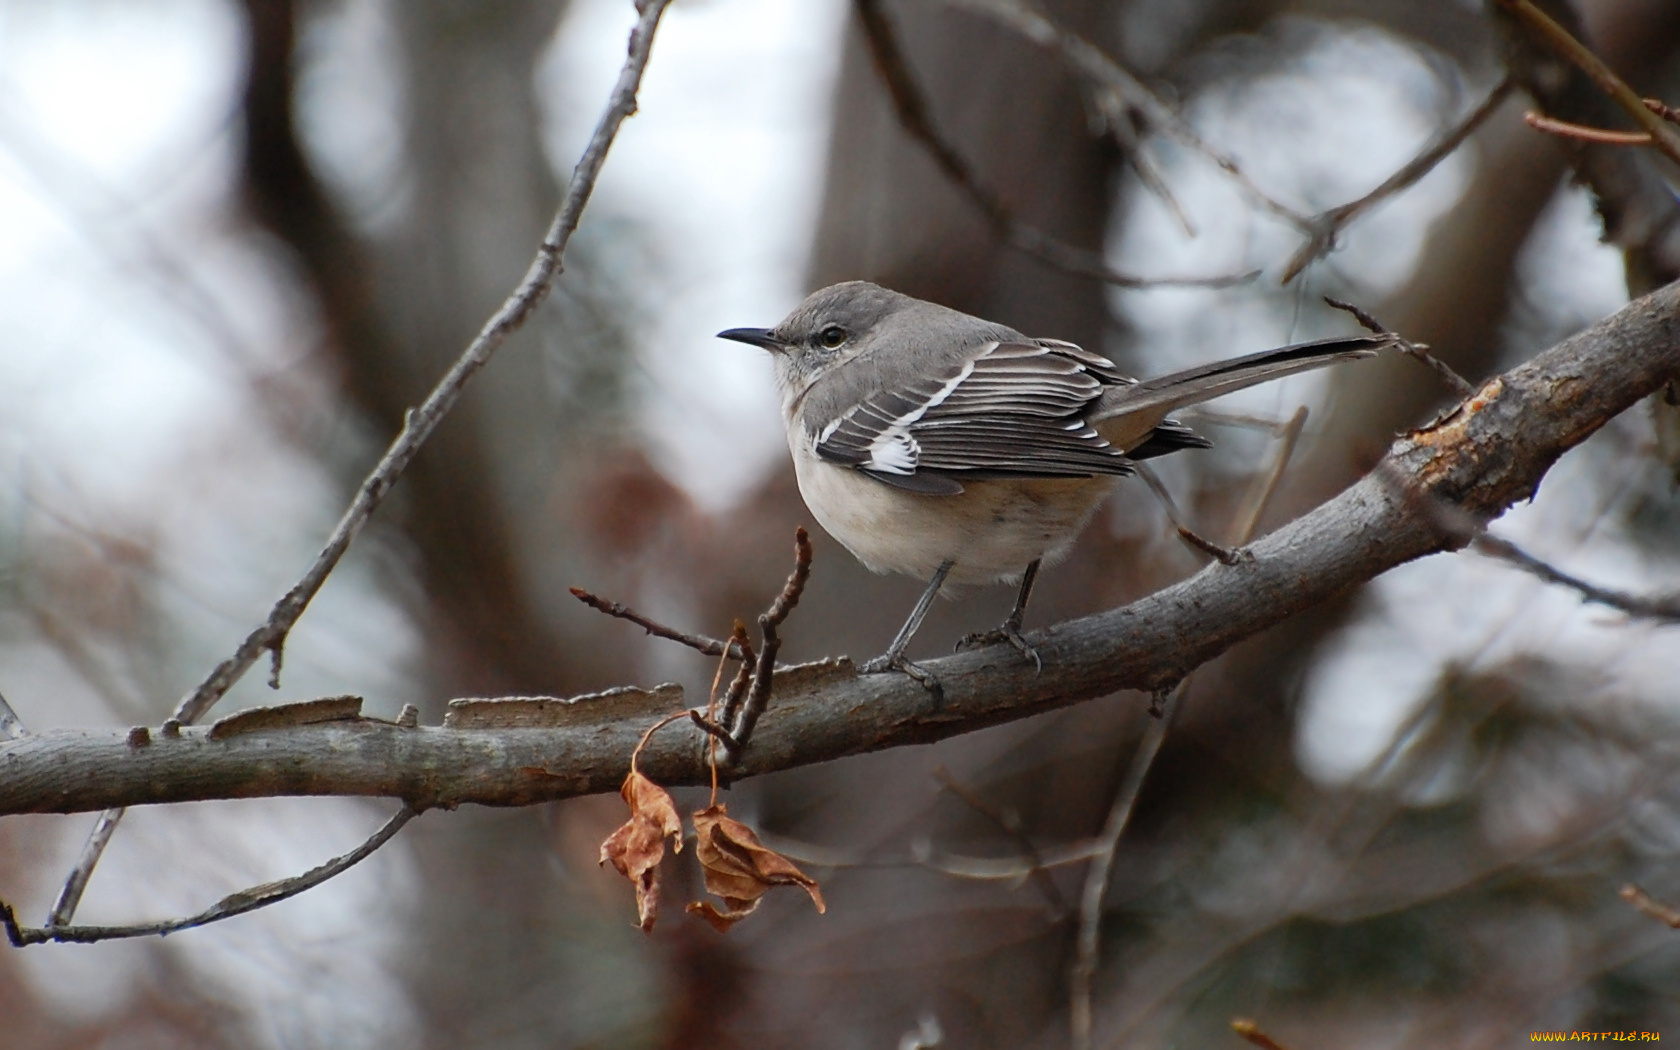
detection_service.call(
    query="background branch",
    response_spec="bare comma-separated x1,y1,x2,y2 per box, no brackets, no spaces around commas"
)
854,0,1256,290
8,807,417,945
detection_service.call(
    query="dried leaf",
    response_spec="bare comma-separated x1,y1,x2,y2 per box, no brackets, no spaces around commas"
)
686,803,824,932
686,897,763,934
599,771,683,932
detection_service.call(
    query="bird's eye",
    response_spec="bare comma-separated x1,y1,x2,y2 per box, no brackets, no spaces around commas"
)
817,325,848,349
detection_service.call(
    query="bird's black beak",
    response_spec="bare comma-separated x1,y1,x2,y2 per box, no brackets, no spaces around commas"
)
717,327,786,353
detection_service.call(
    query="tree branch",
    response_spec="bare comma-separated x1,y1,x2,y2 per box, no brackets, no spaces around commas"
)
2,279,1677,817
7,807,417,945
1280,78,1515,284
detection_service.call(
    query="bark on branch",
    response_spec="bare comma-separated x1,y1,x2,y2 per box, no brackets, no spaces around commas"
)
3,281,1678,817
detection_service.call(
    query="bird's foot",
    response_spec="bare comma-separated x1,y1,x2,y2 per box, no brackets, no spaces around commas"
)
860,652,944,704
956,622,1042,673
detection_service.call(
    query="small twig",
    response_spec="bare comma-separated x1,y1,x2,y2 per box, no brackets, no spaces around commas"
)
1108,116,1198,237
570,588,743,659
1175,524,1246,565
1373,458,1680,626
1133,463,1247,565
1227,406,1309,545
1231,1018,1296,1050
1324,296,1474,398
1495,0,1680,169
854,0,1257,291
728,528,814,756
1525,110,1654,145
936,0,1312,233
1621,883,1680,928
1070,681,1181,1050
1070,408,1313,1046
7,806,418,945
46,810,123,928
1473,535,1680,624
932,765,1068,916
717,621,757,737
0,685,25,740
1647,98,1680,125
688,711,742,755
577,528,812,767
43,0,676,928
1281,78,1513,283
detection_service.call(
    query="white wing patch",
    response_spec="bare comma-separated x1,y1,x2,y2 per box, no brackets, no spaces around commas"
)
859,360,974,474
813,339,1149,485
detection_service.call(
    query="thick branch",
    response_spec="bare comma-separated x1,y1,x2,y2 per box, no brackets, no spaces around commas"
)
2,281,1678,816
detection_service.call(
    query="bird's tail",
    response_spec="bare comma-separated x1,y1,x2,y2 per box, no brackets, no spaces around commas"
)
1091,335,1387,449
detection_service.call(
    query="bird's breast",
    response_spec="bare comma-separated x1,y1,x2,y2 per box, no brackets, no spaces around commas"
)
789,439,1115,586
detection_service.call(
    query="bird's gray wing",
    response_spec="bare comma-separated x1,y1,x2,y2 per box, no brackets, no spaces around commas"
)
814,340,1138,493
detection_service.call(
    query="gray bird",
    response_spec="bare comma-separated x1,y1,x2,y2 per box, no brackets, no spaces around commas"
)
719,281,1382,687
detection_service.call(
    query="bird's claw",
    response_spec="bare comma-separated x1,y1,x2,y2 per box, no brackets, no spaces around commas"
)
860,652,944,704
956,623,1042,673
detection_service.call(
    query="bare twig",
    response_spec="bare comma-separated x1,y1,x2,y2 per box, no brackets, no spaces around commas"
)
1525,110,1655,145
1070,390,1319,1048
1174,524,1245,565
1647,98,1680,125
935,0,1311,231
0,686,24,741
575,529,812,763
1621,883,1680,928
1133,463,1246,565
1324,296,1475,398
728,528,814,756
46,811,124,928
1472,535,1680,624
932,766,1068,916
717,621,757,735
854,0,1257,290
570,588,743,659
1070,682,1180,1050
1231,1018,1297,1050
43,0,675,929
1375,456,1680,626
688,710,742,753
1495,0,1680,168
944,0,1506,286
8,806,417,945
1280,78,1514,283
1228,406,1309,545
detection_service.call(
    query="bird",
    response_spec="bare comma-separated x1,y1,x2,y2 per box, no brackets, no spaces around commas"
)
718,281,1384,688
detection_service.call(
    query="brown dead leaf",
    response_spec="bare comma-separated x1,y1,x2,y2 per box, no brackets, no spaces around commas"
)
685,803,825,933
599,771,683,932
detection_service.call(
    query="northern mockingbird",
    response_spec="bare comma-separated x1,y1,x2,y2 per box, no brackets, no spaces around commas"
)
719,281,1382,687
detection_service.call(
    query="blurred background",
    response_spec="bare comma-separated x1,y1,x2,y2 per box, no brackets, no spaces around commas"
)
1,0,1679,1045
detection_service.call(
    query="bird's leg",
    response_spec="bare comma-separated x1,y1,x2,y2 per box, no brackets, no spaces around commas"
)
861,560,952,697
957,559,1042,672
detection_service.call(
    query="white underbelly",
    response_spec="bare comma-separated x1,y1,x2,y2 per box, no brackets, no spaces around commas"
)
790,443,1115,587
